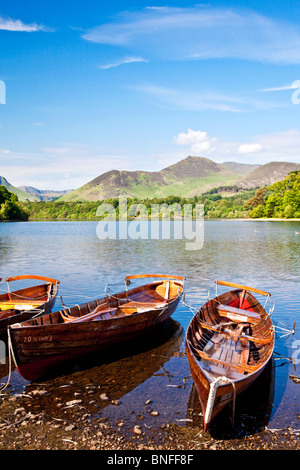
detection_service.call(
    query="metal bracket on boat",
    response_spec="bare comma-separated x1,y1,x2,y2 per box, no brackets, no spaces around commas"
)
207,283,217,301
30,307,46,319
105,279,127,299
274,321,296,339
182,294,198,315
152,305,169,325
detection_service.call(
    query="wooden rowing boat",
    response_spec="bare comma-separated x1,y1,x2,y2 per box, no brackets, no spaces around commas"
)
185,280,275,431
0,275,60,338
8,274,185,381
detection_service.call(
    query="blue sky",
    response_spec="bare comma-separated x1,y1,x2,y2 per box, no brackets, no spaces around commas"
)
1,1,300,190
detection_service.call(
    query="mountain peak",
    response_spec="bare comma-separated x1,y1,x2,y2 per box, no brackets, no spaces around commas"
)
161,156,219,178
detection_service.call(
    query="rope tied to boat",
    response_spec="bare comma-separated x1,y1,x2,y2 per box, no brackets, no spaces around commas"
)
0,327,18,393
205,376,236,429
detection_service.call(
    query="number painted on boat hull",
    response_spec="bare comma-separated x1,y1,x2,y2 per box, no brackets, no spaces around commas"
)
23,335,52,343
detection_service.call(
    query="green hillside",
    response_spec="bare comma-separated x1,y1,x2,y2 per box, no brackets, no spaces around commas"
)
60,156,256,202
59,156,300,202
0,177,40,201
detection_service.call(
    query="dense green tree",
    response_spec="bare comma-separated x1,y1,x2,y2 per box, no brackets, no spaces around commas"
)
0,186,28,220
243,187,267,210
260,171,300,218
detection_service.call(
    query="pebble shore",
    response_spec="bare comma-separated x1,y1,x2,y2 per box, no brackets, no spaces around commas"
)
0,387,299,451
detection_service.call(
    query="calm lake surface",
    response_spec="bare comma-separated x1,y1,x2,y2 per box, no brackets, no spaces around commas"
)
0,220,299,438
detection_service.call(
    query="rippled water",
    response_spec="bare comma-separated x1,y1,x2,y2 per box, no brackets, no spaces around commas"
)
0,220,299,437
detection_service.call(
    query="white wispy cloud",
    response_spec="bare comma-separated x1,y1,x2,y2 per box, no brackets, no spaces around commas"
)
261,81,300,92
0,15,53,32
81,6,300,64
98,56,148,70
132,83,284,113
133,83,246,112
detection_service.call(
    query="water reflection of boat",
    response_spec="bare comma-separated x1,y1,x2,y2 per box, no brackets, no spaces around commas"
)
186,356,275,437
186,280,275,431
0,275,59,338
9,274,185,381
1,319,184,419
65,319,184,414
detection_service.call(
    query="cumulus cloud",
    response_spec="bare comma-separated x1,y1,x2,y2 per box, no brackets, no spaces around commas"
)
174,129,217,154
82,6,300,64
174,129,208,146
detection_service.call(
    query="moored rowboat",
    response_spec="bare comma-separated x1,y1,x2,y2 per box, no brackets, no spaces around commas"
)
185,280,274,431
8,274,185,381
0,275,60,338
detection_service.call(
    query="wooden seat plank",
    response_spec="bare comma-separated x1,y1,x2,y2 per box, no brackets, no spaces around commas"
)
202,324,250,377
217,303,261,324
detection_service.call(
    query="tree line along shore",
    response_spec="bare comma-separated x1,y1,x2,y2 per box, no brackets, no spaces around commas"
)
1,170,299,222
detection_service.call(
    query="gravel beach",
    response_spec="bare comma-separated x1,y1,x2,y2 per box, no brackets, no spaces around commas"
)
0,386,299,451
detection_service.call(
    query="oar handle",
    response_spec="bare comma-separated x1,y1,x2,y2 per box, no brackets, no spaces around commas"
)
125,274,185,281
215,280,271,297
5,275,60,285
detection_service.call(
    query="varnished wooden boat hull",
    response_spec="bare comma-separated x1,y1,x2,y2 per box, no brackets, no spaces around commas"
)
9,275,184,381
185,281,274,431
186,341,269,430
0,275,60,337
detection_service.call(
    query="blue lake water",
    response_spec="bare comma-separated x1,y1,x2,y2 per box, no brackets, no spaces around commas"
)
0,219,299,437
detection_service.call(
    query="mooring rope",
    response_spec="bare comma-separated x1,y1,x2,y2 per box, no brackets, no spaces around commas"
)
0,328,15,393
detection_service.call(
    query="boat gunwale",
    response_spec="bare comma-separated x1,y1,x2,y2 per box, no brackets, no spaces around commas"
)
9,278,184,332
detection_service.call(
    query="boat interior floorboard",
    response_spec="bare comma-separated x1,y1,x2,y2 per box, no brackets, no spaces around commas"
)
201,328,250,379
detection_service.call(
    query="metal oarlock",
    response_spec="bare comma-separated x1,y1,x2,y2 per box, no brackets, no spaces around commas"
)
182,294,201,315
274,320,296,338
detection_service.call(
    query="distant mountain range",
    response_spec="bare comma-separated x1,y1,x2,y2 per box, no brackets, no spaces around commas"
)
0,177,71,202
1,156,300,202
18,185,72,201
59,156,300,202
